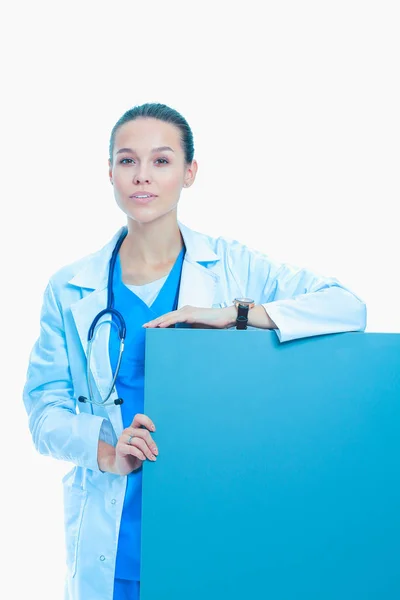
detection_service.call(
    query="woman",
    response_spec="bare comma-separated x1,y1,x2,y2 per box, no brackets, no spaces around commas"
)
23,102,366,600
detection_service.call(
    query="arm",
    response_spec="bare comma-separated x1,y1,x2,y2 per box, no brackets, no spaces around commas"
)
23,280,111,472
97,440,118,473
227,244,367,342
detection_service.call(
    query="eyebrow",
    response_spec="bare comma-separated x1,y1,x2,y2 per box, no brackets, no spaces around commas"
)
116,146,175,155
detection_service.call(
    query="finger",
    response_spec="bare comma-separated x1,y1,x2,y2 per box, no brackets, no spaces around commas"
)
117,435,147,461
131,413,156,432
143,317,164,328
156,319,175,328
123,445,146,462
157,308,193,327
143,310,179,328
143,320,166,328
124,427,158,455
127,436,157,461
154,311,189,328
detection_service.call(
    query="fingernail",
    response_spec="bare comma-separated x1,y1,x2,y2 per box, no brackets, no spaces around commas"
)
152,447,158,455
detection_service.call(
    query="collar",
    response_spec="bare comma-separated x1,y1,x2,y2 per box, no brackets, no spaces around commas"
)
68,221,220,291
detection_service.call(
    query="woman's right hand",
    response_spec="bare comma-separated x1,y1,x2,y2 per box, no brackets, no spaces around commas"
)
113,413,158,476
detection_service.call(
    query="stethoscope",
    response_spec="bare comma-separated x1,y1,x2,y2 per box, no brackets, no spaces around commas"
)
78,227,129,407
78,226,184,407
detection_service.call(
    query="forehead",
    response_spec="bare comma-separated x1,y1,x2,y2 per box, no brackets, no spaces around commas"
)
114,118,182,153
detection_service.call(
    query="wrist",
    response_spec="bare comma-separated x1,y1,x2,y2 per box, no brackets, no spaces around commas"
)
223,303,277,330
224,305,238,328
247,304,277,329
98,440,117,474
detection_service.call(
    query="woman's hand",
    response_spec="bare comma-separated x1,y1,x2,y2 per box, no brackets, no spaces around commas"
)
143,305,237,329
113,414,158,476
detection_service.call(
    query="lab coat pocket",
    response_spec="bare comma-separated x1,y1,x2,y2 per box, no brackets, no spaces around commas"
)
63,484,88,578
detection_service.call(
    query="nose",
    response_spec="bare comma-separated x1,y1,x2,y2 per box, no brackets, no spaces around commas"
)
134,165,151,185
134,175,151,184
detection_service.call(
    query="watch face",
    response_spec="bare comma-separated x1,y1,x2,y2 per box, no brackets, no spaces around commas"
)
234,297,254,305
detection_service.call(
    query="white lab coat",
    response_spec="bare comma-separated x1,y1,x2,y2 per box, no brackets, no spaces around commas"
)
23,222,366,600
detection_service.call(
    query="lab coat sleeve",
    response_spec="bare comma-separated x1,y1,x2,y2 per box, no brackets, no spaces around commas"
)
232,245,367,343
23,280,108,472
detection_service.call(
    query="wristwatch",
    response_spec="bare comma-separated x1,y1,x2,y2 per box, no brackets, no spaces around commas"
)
233,297,255,330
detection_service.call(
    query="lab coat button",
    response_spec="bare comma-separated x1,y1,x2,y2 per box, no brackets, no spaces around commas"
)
100,555,106,561
111,499,116,505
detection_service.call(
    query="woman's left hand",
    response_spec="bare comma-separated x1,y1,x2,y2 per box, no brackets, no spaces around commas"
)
143,306,236,329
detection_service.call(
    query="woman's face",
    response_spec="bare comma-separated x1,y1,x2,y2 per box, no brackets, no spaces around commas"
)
108,117,197,225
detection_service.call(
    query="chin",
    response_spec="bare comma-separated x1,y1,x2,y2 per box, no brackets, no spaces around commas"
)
125,209,173,225
122,202,178,224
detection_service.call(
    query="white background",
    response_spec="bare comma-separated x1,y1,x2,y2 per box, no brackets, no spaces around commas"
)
1,1,399,598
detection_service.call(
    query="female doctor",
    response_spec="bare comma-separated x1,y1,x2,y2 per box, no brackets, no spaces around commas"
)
23,102,366,600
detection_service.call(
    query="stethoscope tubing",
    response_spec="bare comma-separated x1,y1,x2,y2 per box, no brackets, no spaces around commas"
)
79,227,129,407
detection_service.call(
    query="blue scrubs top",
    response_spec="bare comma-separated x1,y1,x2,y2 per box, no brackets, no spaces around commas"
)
108,245,186,580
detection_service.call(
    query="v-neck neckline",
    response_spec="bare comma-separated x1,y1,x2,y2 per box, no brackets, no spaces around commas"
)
114,246,186,313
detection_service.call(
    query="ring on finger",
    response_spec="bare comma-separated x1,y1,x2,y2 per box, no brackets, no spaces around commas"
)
127,434,135,445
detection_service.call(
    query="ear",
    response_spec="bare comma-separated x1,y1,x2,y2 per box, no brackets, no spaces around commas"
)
183,159,198,188
108,159,113,185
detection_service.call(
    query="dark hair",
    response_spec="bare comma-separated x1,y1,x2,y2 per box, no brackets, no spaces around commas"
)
109,102,194,165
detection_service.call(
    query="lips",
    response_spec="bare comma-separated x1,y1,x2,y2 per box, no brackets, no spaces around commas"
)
129,193,157,205
129,193,157,198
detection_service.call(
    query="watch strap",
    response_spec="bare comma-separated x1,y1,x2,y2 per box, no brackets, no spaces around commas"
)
236,303,249,330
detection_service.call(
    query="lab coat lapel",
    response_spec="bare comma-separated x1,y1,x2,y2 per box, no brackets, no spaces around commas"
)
69,227,126,437
70,290,124,437
177,258,218,309
177,221,220,308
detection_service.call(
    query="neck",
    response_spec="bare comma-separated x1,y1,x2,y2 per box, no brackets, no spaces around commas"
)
122,213,184,267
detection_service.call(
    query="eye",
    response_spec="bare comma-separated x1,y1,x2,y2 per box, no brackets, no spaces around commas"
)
119,157,169,165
